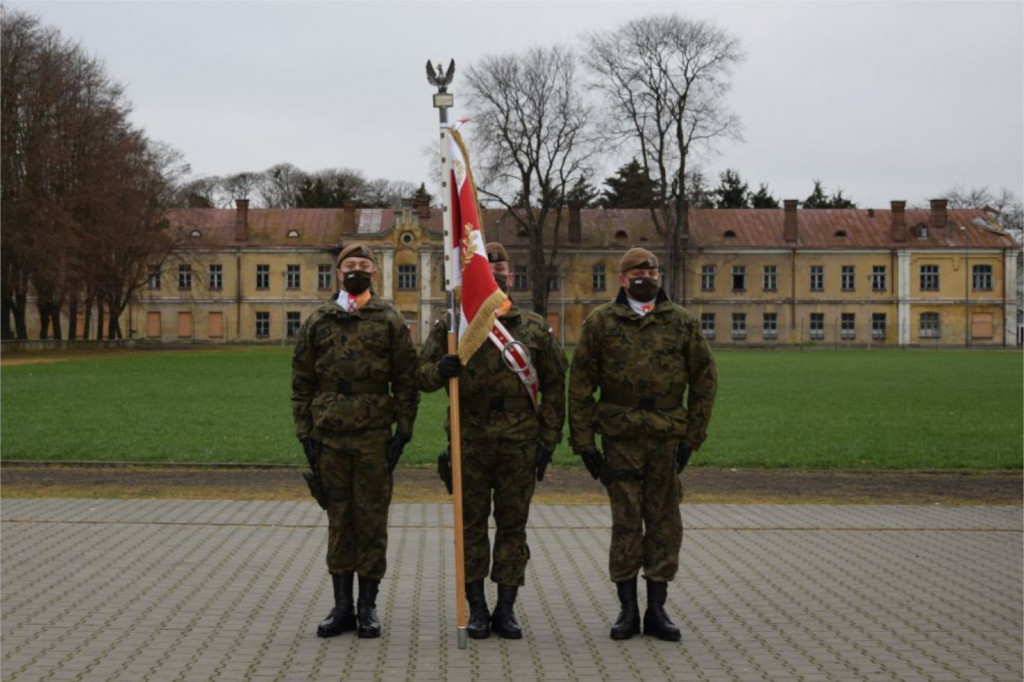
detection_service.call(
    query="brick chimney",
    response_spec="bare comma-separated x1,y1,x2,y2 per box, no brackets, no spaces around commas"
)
234,198,249,242
415,197,431,221
568,201,582,243
929,198,948,231
343,202,356,233
890,200,907,242
783,199,798,242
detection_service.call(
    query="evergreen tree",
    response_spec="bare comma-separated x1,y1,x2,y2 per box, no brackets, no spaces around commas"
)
713,168,749,208
409,182,432,207
600,158,659,208
750,183,780,208
685,170,716,208
804,180,857,209
566,176,601,207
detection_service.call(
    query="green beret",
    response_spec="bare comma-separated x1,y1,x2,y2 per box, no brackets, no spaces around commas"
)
485,242,508,263
619,247,659,273
337,244,376,267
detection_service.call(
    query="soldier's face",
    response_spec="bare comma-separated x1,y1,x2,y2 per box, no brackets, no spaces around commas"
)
491,262,514,288
619,267,659,288
337,257,377,283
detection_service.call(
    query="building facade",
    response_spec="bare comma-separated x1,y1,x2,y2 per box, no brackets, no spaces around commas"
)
19,198,1022,348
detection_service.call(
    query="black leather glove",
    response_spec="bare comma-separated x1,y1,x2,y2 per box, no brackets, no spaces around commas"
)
301,438,323,470
387,431,412,473
535,442,554,482
579,446,604,480
437,448,453,494
676,443,693,472
438,354,463,379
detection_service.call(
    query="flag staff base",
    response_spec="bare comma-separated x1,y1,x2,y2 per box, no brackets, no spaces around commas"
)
457,626,468,649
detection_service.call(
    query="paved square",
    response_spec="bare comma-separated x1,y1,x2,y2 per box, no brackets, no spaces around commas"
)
2,499,1020,681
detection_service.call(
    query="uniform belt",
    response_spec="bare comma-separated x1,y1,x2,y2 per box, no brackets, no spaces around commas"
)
600,393,682,410
464,395,534,412
319,380,389,395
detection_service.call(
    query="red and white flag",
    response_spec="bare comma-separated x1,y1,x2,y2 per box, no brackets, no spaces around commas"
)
445,123,509,363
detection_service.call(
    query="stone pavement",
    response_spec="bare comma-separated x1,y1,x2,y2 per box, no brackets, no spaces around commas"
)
1,499,1020,682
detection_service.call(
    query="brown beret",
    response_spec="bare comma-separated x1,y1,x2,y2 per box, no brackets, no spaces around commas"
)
619,247,659,273
485,242,508,264
336,244,376,267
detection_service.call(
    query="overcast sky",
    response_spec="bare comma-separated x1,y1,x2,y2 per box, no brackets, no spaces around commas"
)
11,0,1024,209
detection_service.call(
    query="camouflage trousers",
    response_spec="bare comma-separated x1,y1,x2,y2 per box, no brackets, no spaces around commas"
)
603,437,683,583
318,428,392,579
461,439,537,586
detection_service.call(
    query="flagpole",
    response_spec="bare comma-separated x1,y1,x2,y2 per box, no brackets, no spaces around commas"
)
429,60,468,650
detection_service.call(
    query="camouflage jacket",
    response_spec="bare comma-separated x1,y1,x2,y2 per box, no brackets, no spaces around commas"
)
417,304,567,447
569,288,717,451
291,295,419,442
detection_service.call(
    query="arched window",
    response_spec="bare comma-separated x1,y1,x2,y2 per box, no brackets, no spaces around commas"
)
287,229,300,238
189,229,202,238
723,230,736,238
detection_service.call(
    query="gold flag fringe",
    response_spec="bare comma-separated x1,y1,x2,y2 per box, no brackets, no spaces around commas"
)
457,288,508,364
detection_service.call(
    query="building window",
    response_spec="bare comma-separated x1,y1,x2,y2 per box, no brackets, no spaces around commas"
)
872,313,886,339
763,265,777,292
763,312,778,339
731,313,746,339
512,265,529,291
841,266,855,292
731,265,746,291
840,313,855,339
810,265,824,292
178,264,192,290
872,265,886,292
255,311,270,338
972,264,992,291
286,311,301,337
256,264,270,290
318,264,333,291
209,264,223,290
920,312,940,338
700,313,715,339
920,264,939,291
592,265,606,292
148,265,161,290
398,264,417,290
701,265,715,291
809,313,824,340
286,264,300,290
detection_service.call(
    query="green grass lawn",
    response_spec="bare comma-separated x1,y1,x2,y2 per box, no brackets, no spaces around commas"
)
1,348,1020,470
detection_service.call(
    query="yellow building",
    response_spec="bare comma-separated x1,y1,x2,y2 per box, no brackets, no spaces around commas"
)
20,198,1020,348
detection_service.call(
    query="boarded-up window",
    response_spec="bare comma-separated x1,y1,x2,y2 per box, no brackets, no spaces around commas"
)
177,312,193,338
972,313,993,339
209,312,224,338
146,312,161,338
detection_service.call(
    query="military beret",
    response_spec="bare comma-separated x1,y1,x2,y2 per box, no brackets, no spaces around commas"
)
485,242,508,263
336,244,376,267
619,247,659,273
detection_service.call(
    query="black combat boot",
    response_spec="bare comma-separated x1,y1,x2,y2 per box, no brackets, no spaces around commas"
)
642,579,681,641
489,584,522,639
356,575,382,639
610,577,641,640
466,580,491,639
317,573,356,637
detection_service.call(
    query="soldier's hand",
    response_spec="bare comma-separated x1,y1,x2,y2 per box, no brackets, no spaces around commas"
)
437,448,453,494
676,442,693,473
387,431,413,473
438,354,463,379
535,442,554,482
301,438,323,470
579,447,604,480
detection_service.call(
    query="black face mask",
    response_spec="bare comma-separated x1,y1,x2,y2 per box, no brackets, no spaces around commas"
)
493,273,509,294
627,277,659,302
342,270,372,295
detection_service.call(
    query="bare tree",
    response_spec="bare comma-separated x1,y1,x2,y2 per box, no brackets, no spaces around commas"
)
942,185,1023,235
257,163,307,208
584,14,744,301
466,45,594,315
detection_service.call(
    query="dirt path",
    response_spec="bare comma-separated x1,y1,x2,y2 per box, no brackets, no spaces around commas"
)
2,464,1020,505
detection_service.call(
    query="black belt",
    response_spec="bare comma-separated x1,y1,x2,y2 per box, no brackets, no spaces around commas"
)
319,380,389,395
600,393,682,410
464,395,534,412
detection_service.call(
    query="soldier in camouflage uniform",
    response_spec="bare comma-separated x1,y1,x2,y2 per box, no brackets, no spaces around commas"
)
569,247,717,642
291,244,419,639
418,242,567,640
